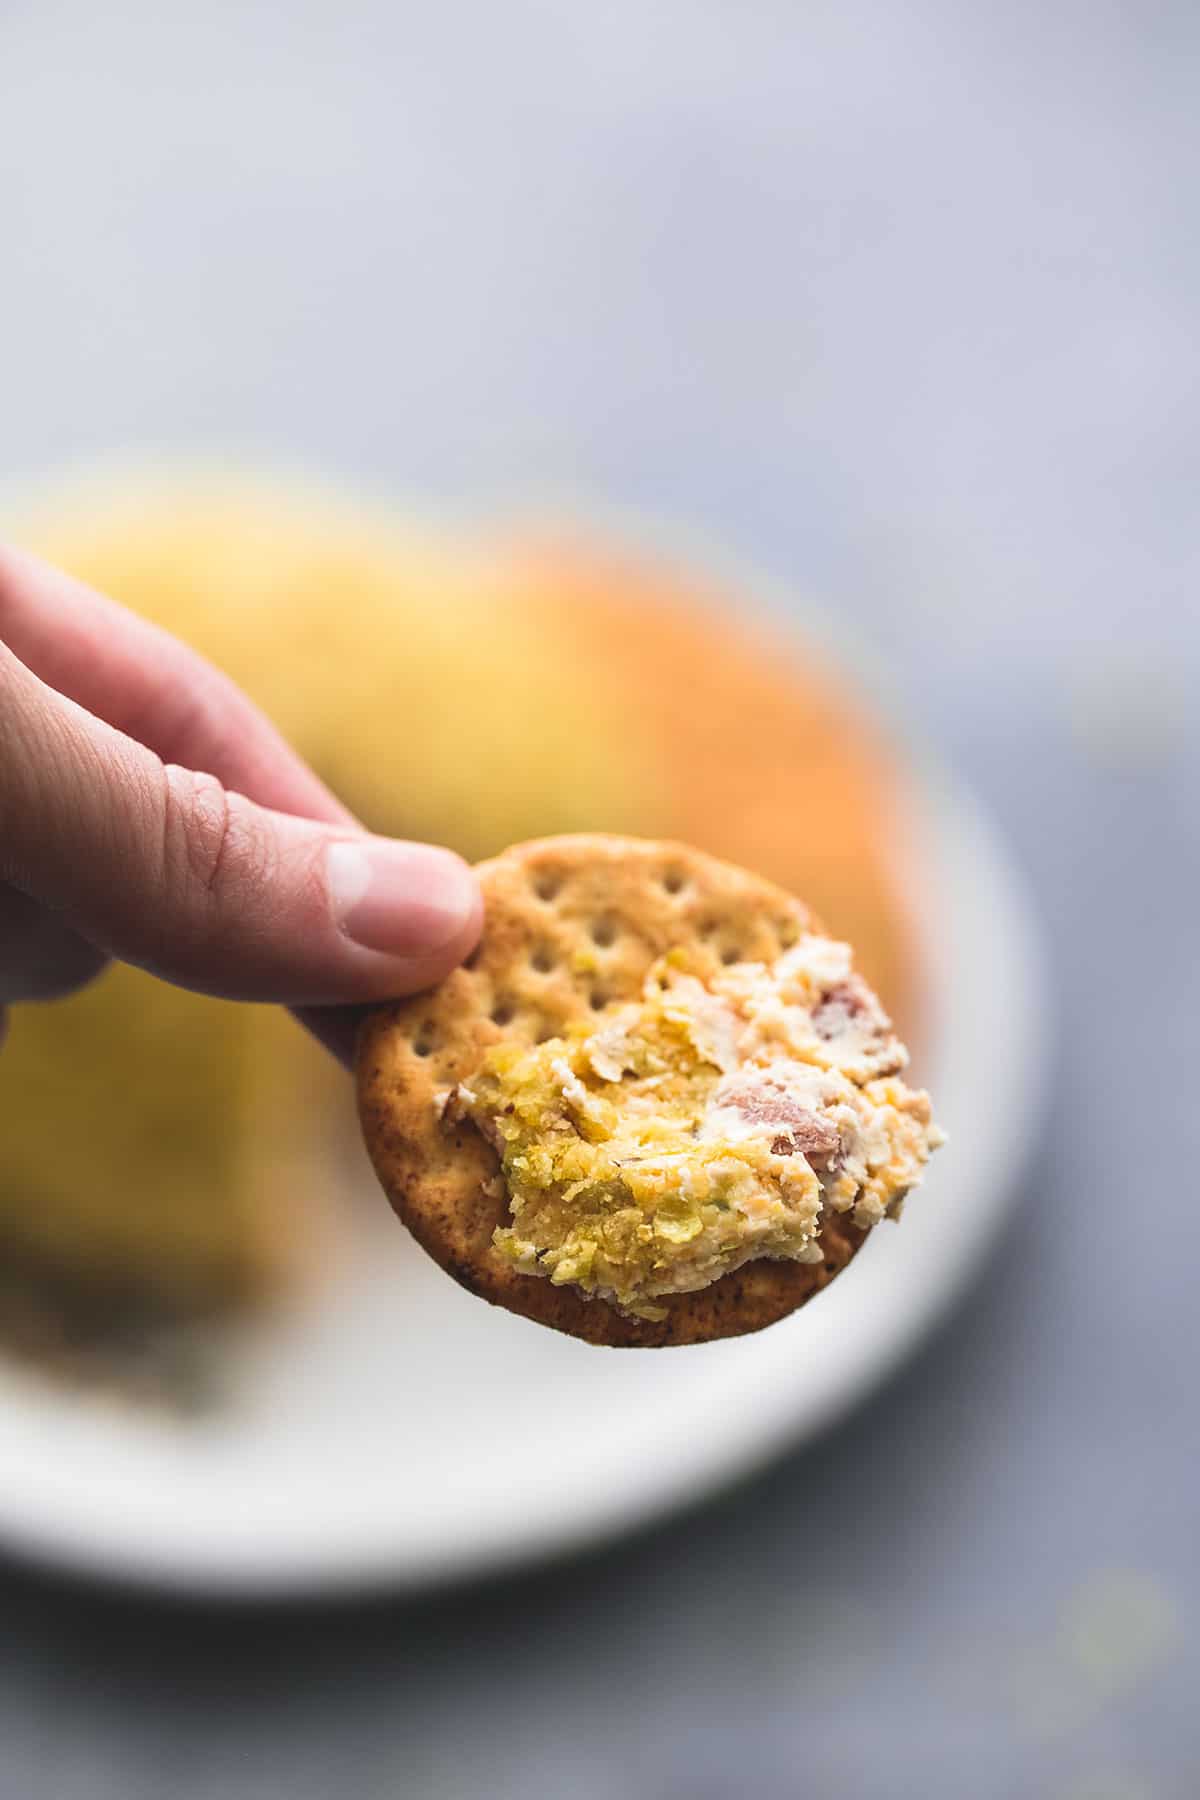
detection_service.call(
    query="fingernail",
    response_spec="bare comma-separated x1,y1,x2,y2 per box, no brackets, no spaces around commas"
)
327,839,478,957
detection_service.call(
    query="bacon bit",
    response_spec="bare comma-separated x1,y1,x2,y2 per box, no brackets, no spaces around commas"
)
718,1083,842,1167
812,979,875,1041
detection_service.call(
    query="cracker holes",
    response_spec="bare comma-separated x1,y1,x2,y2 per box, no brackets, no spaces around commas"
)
661,867,687,897
530,944,556,974
490,998,517,1027
534,872,563,903
588,989,608,1011
698,913,750,966
412,1022,438,1058
590,917,618,949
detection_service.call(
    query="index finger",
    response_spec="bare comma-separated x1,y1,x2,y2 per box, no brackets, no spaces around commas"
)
0,543,366,1062
0,543,355,829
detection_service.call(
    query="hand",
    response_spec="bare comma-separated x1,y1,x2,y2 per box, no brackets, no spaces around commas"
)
0,543,482,1066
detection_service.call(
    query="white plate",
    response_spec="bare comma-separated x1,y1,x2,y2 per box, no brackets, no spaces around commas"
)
0,752,1049,1596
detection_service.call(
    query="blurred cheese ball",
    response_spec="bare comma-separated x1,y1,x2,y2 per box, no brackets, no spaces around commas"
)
0,473,924,1349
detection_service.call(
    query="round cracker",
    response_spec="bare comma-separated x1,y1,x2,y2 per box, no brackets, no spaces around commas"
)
356,835,874,1347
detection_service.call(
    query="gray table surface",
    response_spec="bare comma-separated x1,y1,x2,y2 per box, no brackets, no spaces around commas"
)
2,3,1197,1795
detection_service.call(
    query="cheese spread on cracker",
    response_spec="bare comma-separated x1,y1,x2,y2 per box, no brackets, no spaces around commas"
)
457,937,943,1320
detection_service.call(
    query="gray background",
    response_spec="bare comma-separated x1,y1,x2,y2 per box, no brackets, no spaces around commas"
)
1,2,1197,1795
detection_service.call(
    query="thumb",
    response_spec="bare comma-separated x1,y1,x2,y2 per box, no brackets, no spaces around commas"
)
0,643,482,1006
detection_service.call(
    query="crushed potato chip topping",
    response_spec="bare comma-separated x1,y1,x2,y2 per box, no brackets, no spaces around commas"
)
456,938,943,1320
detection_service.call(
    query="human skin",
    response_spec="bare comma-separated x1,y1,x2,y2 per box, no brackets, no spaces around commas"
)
0,544,483,1067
